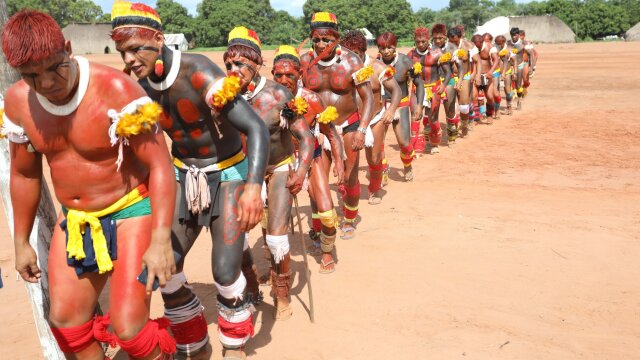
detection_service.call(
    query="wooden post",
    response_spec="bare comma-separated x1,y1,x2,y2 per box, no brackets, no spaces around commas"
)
0,1,65,358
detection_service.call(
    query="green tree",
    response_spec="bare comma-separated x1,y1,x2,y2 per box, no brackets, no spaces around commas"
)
415,7,436,27
7,0,104,27
302,0,416,41
156,0,195,41
196,0,277,47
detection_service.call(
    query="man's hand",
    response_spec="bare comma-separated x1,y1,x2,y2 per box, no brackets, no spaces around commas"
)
437,84,446,96
15,242,40,283
286,171,304,195
381,110,394,125
411,106,423,122
352,131,365,151
237,183,263,231
141,227,176,293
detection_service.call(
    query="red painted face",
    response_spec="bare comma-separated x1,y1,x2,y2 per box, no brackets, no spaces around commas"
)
378,45,396,63
225,54,259,91
311,30,338,61
414,35,429,53
432,34,447,48
272,60,300,94
17,50,77,104
114,33,163,79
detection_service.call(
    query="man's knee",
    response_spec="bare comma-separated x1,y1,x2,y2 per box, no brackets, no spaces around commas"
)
111,312,149,341
214,268,242,288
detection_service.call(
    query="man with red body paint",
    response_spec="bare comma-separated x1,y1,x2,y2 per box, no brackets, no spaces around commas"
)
340,30,401,204
271,45,345,273
377,31,424,178
407,26,451,155
300,12,375,242
110,2,269,358
2,9,176,359
223,27,314,322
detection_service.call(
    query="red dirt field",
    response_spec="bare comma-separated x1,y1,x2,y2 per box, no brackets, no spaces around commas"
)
1,41,639,359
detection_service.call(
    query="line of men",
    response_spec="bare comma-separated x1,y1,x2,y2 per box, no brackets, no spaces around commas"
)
0,2,537,359
407,24,538,157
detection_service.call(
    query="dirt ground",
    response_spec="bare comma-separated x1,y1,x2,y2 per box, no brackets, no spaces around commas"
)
1,41,639,359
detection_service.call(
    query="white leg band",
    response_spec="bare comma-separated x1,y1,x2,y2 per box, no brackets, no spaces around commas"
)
266,234,289,264
160,271,188,295
459,104,470,114
243,233,249,251
215,273,246,301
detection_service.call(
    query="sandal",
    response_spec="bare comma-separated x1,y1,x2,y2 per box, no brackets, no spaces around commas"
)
340,224,356,240
319,256,336,274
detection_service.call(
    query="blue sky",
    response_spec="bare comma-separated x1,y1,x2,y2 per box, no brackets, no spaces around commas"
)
97,0,450,17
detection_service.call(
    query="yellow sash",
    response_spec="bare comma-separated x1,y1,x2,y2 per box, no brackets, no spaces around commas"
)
66,186,147,274
173,151,245,173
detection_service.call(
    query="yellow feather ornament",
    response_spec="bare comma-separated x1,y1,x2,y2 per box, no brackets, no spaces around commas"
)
439,52,452,64
288,96,309,116
354,65,374,83
115,102,162,138
317,106,338,124
212,75,241,111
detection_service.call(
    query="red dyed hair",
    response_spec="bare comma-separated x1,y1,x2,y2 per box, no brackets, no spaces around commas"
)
341,30,367,53
2,10,66,68
110,26,159,42
377,32,397,47
223,45,263,65
414,27,429,39
431,23,446,36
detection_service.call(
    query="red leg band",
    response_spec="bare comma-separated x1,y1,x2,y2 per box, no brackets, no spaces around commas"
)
400,145,414,166
368,163,383,193
410,120,420,135
422,116,429,128
117,318,177,358
312,217,322,232
170,312,208,350
344,182,360,198
429,121,442,145
51,318,96,353
218,315,255,342
343,206,358,222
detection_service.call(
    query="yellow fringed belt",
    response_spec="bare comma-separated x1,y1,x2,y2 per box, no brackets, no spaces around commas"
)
173,151,245,173
65,185,148,274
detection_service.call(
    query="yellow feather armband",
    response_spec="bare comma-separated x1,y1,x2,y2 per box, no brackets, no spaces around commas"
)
383,66,396,79
287,96,309,116
456,49,468,60
353,65,374,85
209,75,241,111
511,48,519,54
317,106,338,124
411,62,423,77
108,97,162,170
499,48,508,57
115,102,162,138
439,52,452,64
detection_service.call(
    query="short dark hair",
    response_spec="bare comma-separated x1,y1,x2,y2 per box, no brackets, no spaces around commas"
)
510,27,520,36
447,28,461,38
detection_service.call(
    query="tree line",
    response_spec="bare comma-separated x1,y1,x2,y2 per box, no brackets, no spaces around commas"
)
6,0,640,46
